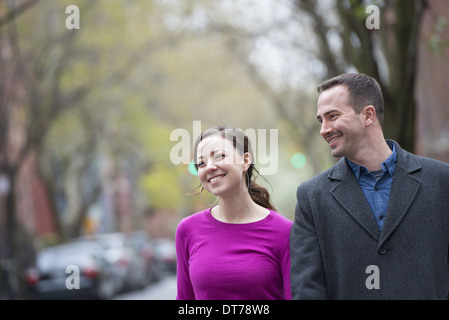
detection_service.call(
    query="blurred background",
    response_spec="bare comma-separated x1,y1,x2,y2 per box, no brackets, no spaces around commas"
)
0,0,448,299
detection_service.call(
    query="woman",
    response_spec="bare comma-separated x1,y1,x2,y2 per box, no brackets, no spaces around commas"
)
175,126,292,300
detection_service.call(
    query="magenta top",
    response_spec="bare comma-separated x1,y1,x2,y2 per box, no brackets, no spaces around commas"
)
175,207,293,300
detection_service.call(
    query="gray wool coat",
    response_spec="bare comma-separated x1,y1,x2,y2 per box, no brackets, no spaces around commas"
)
290,140,449,300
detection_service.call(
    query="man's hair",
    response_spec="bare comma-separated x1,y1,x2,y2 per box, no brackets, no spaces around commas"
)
317,73,385,126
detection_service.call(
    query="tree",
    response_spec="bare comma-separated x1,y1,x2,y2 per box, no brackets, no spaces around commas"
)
0,0,96,297
186,0,428,171
294,0,427,152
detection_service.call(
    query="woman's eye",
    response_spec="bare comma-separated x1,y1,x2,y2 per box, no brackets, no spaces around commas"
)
197,161,205,168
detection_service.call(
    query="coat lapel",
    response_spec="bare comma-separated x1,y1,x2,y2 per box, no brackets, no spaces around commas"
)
328,141,422,244
378,141,422,246
329,158,380,241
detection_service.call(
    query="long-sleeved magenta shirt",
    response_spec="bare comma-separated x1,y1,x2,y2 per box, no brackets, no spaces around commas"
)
175,207,293,300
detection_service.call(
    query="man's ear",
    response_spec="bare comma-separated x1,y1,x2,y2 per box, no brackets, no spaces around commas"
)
363,105,376,126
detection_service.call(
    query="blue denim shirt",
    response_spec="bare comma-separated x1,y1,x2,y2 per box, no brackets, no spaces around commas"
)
347,142,397,231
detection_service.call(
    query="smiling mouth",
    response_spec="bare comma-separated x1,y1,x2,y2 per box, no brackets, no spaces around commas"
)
209,175,226,184
327,135,342,145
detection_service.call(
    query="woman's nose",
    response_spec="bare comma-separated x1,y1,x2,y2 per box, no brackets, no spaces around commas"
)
206,159,217,171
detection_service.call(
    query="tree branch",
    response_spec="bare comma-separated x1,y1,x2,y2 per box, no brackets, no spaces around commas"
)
0,0,40,28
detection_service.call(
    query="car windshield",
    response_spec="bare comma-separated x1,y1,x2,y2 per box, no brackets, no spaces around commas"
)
36,242,97,270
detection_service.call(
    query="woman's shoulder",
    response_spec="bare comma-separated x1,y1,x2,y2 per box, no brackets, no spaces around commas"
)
266,211,292,249
269,210,293,228
177,208,211,230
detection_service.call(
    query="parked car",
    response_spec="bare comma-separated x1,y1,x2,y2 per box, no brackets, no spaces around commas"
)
127,230,163,284
153,238,176,275
25,239,116,300
94,232,147,293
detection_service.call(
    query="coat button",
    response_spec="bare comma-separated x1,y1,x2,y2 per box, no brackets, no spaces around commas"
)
379,247,388,255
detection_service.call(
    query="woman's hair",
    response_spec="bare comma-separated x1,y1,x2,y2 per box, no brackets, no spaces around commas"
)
190,126,277,211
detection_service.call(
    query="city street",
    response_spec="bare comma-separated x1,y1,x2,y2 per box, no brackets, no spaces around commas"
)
113,274,177,300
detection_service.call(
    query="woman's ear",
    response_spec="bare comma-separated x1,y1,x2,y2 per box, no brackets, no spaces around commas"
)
242,152,252,171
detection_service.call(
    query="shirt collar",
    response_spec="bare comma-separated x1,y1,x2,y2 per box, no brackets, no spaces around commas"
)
347,141,397,180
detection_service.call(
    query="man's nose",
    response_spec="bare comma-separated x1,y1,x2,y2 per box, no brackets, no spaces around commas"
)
320,120,332,137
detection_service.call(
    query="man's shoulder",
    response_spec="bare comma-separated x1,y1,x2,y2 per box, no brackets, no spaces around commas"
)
297,160,342,191
413,153,449,169
411,154,449,180
394,140,449,173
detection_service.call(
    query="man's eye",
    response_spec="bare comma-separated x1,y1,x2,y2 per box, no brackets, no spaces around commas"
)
197,161,205,168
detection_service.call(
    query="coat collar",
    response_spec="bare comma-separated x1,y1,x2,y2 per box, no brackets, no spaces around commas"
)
327,140,422,245
328,140,421,181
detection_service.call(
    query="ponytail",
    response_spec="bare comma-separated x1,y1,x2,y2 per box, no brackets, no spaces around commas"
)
247,167,277,212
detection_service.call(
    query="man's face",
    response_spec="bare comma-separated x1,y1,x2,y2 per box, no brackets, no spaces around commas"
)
316,85,365,159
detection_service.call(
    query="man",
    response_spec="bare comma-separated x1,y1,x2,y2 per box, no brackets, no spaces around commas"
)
290,73,449,299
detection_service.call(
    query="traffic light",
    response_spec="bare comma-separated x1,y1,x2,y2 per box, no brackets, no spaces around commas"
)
291,153,307,169
188,160,198,176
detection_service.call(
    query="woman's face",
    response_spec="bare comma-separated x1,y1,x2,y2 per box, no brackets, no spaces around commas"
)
196,134,250,198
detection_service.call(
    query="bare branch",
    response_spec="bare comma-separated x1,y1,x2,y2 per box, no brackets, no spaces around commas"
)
294,0,344,77
0,0,40,28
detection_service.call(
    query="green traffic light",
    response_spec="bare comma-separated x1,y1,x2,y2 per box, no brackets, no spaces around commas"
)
188,160,198,176
291,153,306,169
